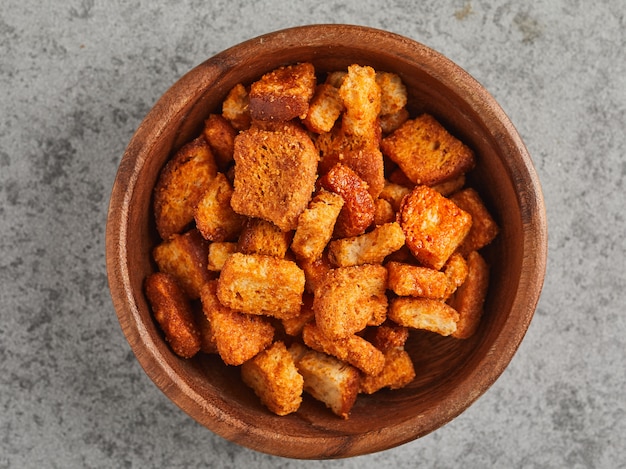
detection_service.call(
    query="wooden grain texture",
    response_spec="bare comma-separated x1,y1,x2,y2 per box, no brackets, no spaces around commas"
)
105,24,547,459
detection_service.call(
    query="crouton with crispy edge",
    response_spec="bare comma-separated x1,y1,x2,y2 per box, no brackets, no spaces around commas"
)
291,346,361,419
237,218,293,258
291,191,345,261
241,341,304,416
378,180,412,212
152,229,214,299
431,174,466,197
328,222,405,268
192,302,218,354
153,137,217,240
449,251,490,339
443,252,469,299
217,253,305,319
398,185,472,270
313,264,388,339
302,83,344,134
249,62,316,122
450,188,499,255
380,108,410,135
202,114,237,170
380,113,475,186
338,64,381,139
231,121,319,231
359,348,416,394
299,255,332,295
281,294,316,337
373,198,396,226
194,172,244,242
376,71,407,117
386,261,449,299
365,321,410,352
388,297,459,336
200,280,274,365
302,323,385,376
317,163,375,238
207,241,238,272
144,272,201,358
222,83,250,131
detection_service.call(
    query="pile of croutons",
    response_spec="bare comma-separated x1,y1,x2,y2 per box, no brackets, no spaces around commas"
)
144,62,499,419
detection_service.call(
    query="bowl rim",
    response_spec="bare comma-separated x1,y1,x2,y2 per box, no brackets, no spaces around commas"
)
106,24,548,459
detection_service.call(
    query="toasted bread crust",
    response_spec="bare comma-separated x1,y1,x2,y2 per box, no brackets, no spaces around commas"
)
194,172,244,242
450,188,499,255
389,297,459,336
202,113,237,170
238,218,293,258
222,83,250,131
328,222,405,267
302,83,344,133
359,348,415,394
449,251,490,339
386,261,449,299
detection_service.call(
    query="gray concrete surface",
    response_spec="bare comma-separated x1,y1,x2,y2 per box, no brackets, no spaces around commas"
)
1,1,625,467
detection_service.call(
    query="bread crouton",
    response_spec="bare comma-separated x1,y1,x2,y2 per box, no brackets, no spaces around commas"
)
317,163,375,238
328,222,405,268
388,297,459,336
217,253,305,319
378,180,412,212
386,261,449,299
241,341,303,416
302,323,385,376
249,62,316,122
431,174,466,197
192,302,218,354
202,114,237,170
153,137,217,240
302,83,344,133
238,218,293,258
207,241,238,272
380,113,475,186
231,122,318,231
144,272,201,358
373,198,396,225
152,229,214,299
293,348,360,419
443,252,468,299
359,348,415,394
365,322,410,353
449,251,490,339
200,280,274,365
398,185,472,270
291,191,344,261
338,64,381,139
299,255,332,294
222,83,250,131
313,264,388,338
450,188,499,255
194,172,244,242
281,294,316,337
376,71,407,117
380,107,410,135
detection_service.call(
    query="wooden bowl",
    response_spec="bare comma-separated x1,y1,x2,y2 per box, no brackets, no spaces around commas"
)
106,25,547,459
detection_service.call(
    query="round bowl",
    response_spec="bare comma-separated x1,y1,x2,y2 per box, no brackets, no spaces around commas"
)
106,24,547,459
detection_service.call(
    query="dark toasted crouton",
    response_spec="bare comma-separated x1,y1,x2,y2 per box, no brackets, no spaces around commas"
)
299,255,333,295
450,188,499,255
238,218,293,258
449,251,490,339
386,261,449,299
194,172,244,242
202,114,237,170
388,297,459,336
328,222,405,267
192,302,218,354
365,321,410,353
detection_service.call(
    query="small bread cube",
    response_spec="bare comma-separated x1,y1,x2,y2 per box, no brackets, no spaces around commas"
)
153,137,217,240
207,241,238,272
217,253,305,319
317,163,375,238
222,83,250,131
365,321,410,353
238,218,293,258
194,172,244,242
398,185,472,270
386,261,449,299
291,191,345,261
313,264,388,338
376,71,407,117
338,64,381,138
443,252,469,298
249,62,316,122
299,255,332,294
302,83,344,133
294,348,361,419
200,281,274,365
431,174,466,197
378,180,412,212
202,114,237,170
192,302,218,354
449,251,490,339
231,122,319,231
152,229,213,299
380,107,410,135
144,272,201,358
373,198,396,226
388,297,459,336
450,188,499,255
281,294,316,337
325,70,347,88
241,341,304,416
380,113,475,186
328,222,405,267
360,348,415,394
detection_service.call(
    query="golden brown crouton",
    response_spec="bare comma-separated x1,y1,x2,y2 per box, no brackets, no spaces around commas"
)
241,341,304,416
281,294,316,337
376,71,407,117
302,323,385,376
249,62,316,122
202,114,237,170
388,297,459,336
386,261,449,299
365,322,410,353
152,229,214,299
449,188,499,255
380,107,410,135
359,348,415,394
338,64,381,139
144,272,201,358
380,114,475,186
153,137,217,240
217,253,305,319
291,191,345,261
328,222,406,268
378,180,412,212
294,348,361,419
194,172,244,242
302,83,344,133
207,241,238,272
222,83,250,131
325,71,346,88
313,264,388,338
317,163,376,238
398,185,473,270
192,302,218,354
443,252,469,299
200,280,274,365
231,122,319,231
238,218,293,258
299,255,333,294
449,251,490,339
431,174,466,197
373,198,396,226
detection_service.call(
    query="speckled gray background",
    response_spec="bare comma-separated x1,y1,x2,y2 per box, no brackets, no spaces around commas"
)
1,1,624,467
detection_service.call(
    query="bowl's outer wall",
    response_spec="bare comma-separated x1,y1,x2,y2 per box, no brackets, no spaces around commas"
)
106,25,547,459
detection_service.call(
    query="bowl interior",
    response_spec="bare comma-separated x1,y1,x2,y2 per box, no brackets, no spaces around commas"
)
106,25,546,459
